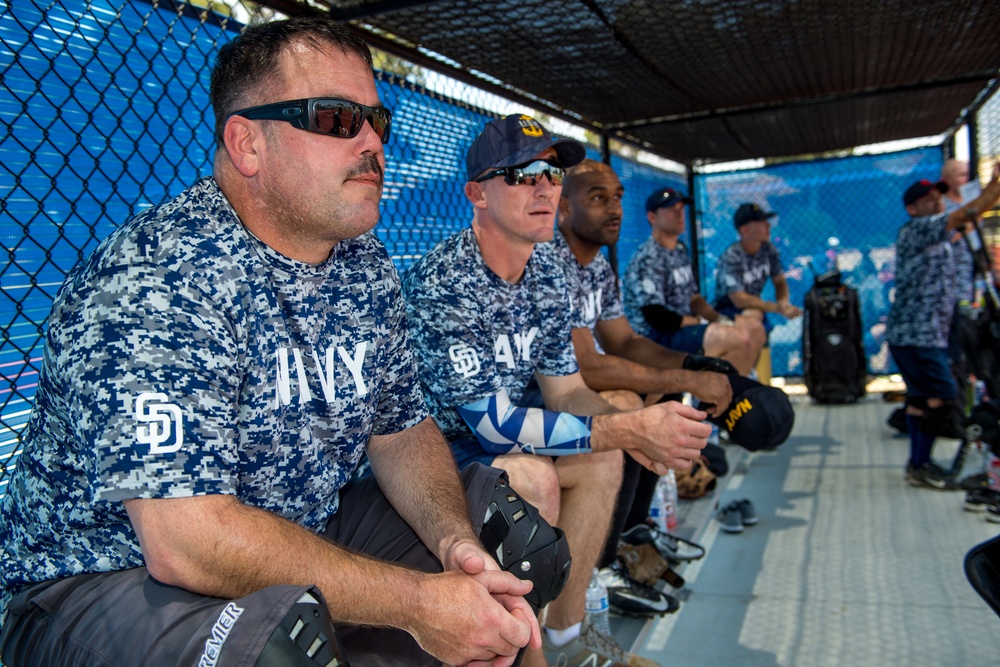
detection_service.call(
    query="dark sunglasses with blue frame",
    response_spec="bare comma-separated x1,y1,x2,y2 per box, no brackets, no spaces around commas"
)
228,97,392,144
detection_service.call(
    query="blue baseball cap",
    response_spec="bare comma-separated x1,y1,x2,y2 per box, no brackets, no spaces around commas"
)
902,179,948,206
734,203,776,228
466,114,586,182
645,187,693,212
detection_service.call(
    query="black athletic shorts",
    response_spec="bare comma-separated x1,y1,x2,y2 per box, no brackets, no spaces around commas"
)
0,462,504,667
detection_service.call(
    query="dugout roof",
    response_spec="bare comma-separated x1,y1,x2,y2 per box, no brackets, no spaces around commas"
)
276,0,1000,165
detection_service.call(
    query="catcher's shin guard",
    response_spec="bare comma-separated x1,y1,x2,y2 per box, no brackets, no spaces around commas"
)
255,592,348,667
479,473,571,612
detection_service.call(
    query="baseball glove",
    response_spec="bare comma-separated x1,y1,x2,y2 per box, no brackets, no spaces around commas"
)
675,454,717,500
617,542,685,588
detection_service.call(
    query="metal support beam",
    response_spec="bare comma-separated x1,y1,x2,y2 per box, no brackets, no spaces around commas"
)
969,114,981,184
601,132,619,276
687,170,701,295
323,0,444,21
606,73,997,132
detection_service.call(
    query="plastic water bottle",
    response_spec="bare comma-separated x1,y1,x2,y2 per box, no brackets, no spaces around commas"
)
585,567,611,634
663,469,679,532
975,379,988,407
650,471,678,532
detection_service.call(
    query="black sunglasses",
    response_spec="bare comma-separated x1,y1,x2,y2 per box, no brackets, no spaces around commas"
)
475,159,566,186
228,97,392,144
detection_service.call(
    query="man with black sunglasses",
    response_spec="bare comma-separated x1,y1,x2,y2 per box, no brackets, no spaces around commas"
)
0,17,545,667
403,114,710,667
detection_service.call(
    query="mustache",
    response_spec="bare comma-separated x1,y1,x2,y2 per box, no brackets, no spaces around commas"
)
346,154,384,186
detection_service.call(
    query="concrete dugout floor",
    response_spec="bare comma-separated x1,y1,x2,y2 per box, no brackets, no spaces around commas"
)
617,389,1000,666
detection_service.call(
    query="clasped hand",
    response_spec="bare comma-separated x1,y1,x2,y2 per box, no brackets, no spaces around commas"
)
409,539,540,667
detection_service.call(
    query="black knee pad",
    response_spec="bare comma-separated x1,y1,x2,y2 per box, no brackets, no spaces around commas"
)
479,473,572,612
966,401,1000,454
906,397,957,438
256,592,348,667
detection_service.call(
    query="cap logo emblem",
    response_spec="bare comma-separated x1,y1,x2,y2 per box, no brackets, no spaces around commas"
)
518,115,545,137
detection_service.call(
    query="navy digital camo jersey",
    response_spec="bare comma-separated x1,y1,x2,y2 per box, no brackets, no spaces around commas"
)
0,178,427,612
713,241,783,304
402,227,578,443
623,237,698,338
549,228,623,350
887,213,957,348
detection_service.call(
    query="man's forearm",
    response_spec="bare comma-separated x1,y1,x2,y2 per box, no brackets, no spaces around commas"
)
690,297,718,321
729,291,777,313
368,417,481,562
126,493,428,629
614,332,686,370
950,175,1000,229
577,345,703,396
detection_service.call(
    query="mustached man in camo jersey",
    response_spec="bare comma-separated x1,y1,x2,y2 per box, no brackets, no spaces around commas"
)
0,17,542,667
403,115,710,667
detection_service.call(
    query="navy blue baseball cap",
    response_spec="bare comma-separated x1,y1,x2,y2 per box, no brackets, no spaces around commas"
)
645,187,693,212
466,114,586,182
734,203,776,228
902,179,948,206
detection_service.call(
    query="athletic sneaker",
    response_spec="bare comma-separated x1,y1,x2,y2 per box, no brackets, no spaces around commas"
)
905,463,959,490
597,559,678,617
542,618,662,667
960,471,1000,491
987,504,1000,524
620,524,705,562
717,501,744,533
734,498,758,526
964,487,1000,512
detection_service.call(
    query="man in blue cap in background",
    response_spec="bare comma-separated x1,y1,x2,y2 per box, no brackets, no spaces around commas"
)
713,202,802,382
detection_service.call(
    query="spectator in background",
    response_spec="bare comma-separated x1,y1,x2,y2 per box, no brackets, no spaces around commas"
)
855,255,891,366
887,167,1000,489
0,17,543,667
713,202,803,382
942,159,971,212
403,114,711,667
622,185,767,376
941,159,977,308
938,159,984,406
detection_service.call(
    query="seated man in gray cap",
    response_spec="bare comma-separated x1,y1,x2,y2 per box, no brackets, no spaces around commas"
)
403,114,710,667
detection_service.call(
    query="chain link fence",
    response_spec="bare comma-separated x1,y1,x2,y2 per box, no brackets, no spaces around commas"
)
692,147,944,378
1,0,998,496
976,87,1000,274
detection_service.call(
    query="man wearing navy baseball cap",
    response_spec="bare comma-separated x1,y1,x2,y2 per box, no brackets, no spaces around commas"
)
623,186,766,376
712,202,802,382
888,166,1000,489
901,179,948,207
643,186,693,213
403,115,711,667
464,113,586,182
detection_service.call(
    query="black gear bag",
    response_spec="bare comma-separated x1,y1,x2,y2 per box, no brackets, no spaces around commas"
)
802,269,867,403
